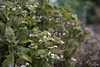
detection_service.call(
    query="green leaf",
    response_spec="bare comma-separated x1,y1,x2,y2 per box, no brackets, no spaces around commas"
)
43,62,51,67
84,30,90,35
18,53,32,63
36,49,48,57
18,29,29,39
64,51,71,61
2,55,15,67
19,38,32,44
18,46,30,54
2,59,10,67
5,26,15,42
29,45,38,50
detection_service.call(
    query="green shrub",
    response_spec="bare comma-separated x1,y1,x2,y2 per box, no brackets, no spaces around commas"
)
0,0,88,67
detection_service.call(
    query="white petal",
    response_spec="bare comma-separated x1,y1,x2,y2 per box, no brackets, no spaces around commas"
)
30,43,34,46
62,33,66,35
26,63,30,66
39,39,42,42
47,32,51,36
54,46,58,48
61,55,63,58
48,52,51,55
12,8,16,11
71,57,77,62
43,36,46,39
21,65,26,67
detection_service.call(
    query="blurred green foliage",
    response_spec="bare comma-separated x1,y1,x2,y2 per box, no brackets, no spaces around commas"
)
56,0,96,24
